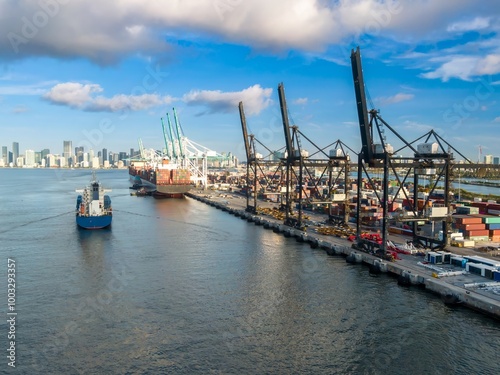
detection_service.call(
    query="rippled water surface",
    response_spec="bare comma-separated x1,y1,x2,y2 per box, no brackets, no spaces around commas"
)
0,169,498,374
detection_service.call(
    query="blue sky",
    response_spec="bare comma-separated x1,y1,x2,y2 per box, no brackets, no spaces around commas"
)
0,0,499,161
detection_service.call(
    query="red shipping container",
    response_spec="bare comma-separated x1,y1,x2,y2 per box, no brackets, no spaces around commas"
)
465,230,490,237
453,216,483,224
489,230,500,236
457,223,486,231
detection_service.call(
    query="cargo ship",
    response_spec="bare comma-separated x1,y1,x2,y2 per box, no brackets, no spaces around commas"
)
76,172,112,229
129,159,192,198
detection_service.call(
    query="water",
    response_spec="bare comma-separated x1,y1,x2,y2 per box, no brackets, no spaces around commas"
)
0,169,499,374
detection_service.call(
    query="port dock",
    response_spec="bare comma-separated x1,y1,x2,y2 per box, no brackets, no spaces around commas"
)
186,190,500,320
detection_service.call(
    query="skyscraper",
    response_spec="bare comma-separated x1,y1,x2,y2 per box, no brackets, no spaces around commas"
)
75,146,84,163
1,146,7,166
102,148,107,164
25,150,35,167
12,142,19,167
63,140,72,162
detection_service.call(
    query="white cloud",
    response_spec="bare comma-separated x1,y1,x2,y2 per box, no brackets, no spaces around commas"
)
422,54,500,81
375,93,414,105
447,17,490,33
43,82,102,107
43,82,172,112
293,98,308,105
0,0,492,64
494,117,500,123
183,84,272,115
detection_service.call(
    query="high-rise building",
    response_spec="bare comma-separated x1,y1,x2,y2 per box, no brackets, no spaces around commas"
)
75,146,84,163
1,146,7,165
494,156,500,165
130,148,135,158
63,141,72,159
12,142,19,167
41,149,50,160
25,150,36,167
102,148,108,163
484,154,493,164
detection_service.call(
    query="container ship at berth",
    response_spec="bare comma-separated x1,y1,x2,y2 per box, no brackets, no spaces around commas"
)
129,159,192,198
76,172,112,229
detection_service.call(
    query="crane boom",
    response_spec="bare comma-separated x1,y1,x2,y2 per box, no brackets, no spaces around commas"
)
160,117,171,159
278,83,294,160
138,138,145,159
351,47,373,164
172,107,185,158
166,113,178,159
239,101,252,162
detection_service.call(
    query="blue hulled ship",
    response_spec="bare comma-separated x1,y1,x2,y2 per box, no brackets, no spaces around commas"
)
76,172,112,229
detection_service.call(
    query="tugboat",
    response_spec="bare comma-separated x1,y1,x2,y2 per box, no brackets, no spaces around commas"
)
75,171,112,229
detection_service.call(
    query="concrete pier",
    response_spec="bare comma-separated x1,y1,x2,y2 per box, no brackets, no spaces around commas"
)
186,191,500,320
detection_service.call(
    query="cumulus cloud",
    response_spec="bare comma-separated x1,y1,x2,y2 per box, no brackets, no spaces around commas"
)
421,54,500,81
183,84,272,115
0,0,491,64
43,82,173,112
375,93,414,105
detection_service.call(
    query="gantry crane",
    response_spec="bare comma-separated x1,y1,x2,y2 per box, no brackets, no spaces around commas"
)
350,47,469,252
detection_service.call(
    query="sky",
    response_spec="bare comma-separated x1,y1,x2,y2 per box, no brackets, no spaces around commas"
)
0,0,499,162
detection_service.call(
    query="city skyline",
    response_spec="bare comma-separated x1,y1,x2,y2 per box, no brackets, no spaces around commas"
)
1,1,499,161
0,139,136,168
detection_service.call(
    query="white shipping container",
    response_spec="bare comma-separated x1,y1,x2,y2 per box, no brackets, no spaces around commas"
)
332,194,346,201
417,142,439,154
374,143,394,154
427,207,448,217
329,149,344,157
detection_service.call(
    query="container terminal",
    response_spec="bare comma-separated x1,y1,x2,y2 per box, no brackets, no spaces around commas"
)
133,47,500,319
186,189,500,320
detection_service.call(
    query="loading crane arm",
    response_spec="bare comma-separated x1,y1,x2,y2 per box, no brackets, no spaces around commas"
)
351,47,374,164
278,82,294,161
239,101,254,162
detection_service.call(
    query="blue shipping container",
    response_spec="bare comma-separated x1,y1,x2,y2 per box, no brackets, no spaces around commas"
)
494,271,500,282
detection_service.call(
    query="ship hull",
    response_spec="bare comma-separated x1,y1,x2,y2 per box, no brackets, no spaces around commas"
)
76,214,112,229
129,165,191,198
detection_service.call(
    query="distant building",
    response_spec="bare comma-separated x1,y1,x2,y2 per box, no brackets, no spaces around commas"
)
484,154,493,164
75,146,84,163
1,146,7,166
12,142,19,167
25,150,36,167
41,149,50,160
47,154,57,167
494,156,500,165
91,156,100,168
63,140,72,160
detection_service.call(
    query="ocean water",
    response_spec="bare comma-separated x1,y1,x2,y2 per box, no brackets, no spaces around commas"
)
0,168,499,374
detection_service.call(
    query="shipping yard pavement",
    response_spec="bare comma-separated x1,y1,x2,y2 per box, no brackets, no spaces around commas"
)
186,189,500,320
